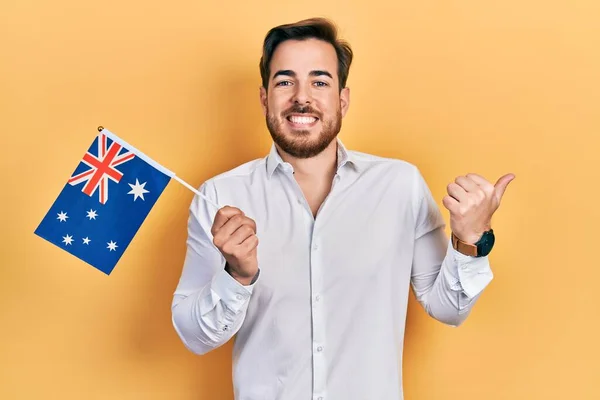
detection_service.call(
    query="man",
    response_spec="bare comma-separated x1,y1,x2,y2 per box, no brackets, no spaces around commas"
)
171,17,514,400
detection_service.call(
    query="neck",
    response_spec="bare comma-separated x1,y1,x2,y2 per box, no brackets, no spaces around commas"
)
277,140,338,181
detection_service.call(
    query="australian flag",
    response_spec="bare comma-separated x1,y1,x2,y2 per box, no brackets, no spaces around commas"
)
35,128,174,275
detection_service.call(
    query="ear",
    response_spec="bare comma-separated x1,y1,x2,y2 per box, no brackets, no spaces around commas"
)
340,87,350,117
259,86,268,115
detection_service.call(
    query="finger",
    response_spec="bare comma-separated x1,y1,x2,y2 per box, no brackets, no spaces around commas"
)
494,173,516,200
246,217,257,233
216,214,246,240
466,173,494,194
442,195,460,214
212,206,244,235
214,216,256,250
446,182,468,202
233,217,256,234
228,223,256,246
228,234,259,263
241,234,259,252
455,176,480,193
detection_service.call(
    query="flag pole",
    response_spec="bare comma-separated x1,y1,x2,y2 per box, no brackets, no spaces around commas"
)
172,175,222,210
97,126,223,211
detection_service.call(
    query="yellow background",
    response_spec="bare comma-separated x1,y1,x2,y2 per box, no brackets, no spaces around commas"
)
2,0,598,399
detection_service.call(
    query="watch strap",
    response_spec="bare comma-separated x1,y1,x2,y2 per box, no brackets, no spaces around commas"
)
451,232,478,257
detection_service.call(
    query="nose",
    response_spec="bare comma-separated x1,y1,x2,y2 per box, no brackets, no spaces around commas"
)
292,82,312,105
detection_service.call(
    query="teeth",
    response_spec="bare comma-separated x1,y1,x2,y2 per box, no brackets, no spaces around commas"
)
289,116,317,124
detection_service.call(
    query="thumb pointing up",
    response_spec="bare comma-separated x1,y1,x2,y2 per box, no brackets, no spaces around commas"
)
494,173,516,201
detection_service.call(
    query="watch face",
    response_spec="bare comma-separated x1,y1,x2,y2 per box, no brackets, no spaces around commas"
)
477,230,495,256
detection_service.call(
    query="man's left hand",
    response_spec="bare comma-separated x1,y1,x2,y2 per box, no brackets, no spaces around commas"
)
442,173,515,244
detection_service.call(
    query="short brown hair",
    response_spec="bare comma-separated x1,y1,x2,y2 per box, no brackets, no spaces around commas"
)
259,18,353,91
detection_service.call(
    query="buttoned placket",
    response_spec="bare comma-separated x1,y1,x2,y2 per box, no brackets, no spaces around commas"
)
283,166,342,400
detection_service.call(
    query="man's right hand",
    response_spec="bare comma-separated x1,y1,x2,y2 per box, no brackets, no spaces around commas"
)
211,206,259,286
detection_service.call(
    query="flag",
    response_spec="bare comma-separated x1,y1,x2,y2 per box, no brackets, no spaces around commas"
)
34,128,175,275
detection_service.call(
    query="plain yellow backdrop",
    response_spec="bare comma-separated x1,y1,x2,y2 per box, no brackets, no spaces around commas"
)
1,1,598,399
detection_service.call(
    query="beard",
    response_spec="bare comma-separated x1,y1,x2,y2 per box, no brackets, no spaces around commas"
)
266,103,342,159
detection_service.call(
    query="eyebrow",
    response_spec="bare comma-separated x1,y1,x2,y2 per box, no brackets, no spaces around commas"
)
272,70,333,80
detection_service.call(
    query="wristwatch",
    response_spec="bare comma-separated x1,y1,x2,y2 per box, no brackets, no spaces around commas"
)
451,229,495,257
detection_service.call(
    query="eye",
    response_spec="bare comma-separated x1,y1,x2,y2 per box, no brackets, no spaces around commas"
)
275,80,292,87
314,81,329,87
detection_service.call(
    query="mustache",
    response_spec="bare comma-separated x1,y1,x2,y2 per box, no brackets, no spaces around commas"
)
282,104,322,119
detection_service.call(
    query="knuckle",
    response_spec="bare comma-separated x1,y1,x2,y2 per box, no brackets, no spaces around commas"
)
222,243,234,255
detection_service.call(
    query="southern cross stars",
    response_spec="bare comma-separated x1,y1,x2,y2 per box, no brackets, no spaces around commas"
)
57,211,115,250
128,179,149,201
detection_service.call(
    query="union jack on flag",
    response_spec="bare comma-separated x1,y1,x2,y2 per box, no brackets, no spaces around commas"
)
35,128,175,275
68,133,136,204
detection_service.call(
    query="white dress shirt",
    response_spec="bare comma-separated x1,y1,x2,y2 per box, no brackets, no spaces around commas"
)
171,139,494,400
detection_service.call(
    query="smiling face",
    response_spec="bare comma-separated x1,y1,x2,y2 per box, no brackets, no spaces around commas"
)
260,38,350,159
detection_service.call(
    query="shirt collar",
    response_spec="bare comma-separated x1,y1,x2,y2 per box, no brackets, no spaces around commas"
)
266,138,359,179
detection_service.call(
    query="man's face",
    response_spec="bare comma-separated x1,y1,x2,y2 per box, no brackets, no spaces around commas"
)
260,38,350,159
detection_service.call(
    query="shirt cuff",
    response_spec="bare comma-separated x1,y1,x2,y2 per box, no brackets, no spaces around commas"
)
450,241,494,298
211,268,257,314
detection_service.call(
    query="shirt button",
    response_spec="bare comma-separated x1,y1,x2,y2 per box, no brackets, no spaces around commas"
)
316,346,323,352
315,295,320,302
236,294,243,300
313,243,319,250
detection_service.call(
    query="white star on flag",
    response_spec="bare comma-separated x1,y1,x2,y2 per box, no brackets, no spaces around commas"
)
128,179,149,201
86,209,98,220
82,237,91,245
62,234,73,245
57,211,68,222
107,241,118,251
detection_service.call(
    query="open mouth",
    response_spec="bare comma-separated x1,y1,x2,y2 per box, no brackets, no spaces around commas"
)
286,114,319,129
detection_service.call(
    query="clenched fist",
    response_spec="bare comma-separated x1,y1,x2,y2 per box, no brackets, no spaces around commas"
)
211,206,259,286
442,173,515,244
